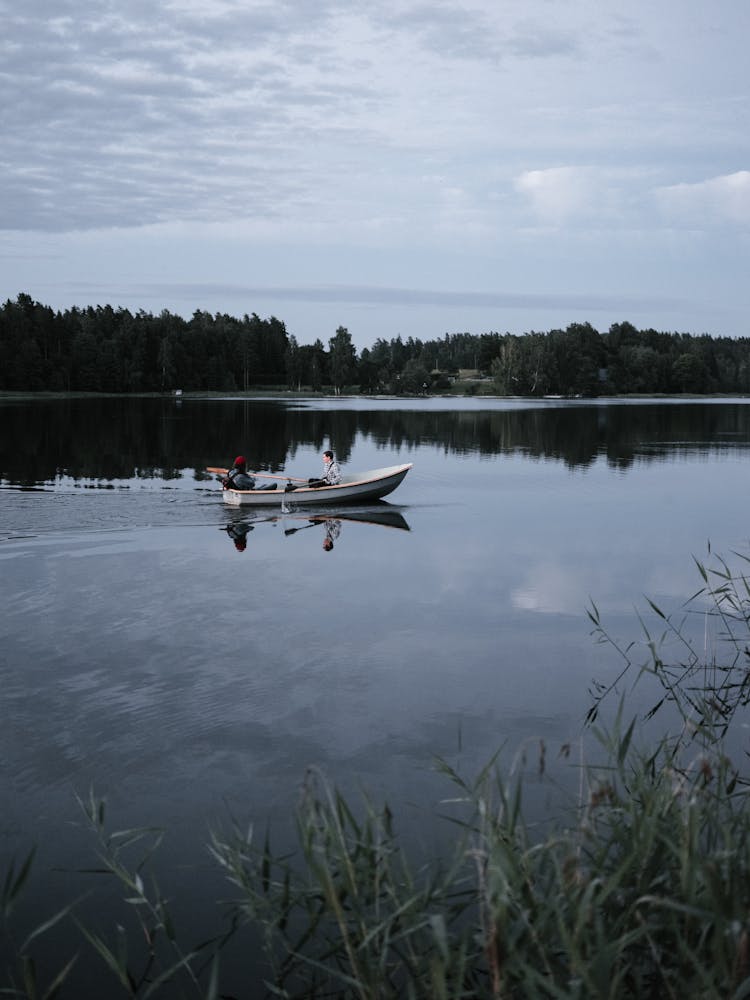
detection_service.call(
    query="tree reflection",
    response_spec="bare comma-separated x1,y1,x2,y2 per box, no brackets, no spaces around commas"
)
2,397,750,486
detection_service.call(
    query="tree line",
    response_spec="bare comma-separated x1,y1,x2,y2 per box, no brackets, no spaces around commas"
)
2,293,749,395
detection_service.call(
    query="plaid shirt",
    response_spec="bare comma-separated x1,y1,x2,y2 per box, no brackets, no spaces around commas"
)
323,460,342,484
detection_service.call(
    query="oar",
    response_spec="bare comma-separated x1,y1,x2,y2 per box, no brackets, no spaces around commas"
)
284,520,322,536
253,472,308,483
205,467,307,482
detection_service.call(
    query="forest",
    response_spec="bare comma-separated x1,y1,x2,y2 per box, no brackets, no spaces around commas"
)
1,292,749,396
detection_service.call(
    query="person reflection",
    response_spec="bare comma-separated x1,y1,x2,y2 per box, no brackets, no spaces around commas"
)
283,515,343,551
224,520,254,552
322,518,342,552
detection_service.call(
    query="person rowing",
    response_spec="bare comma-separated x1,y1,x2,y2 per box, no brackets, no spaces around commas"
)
222,456,278,491
222,456,255,490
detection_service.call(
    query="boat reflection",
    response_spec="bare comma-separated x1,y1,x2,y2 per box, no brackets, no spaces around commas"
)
221,504,410,554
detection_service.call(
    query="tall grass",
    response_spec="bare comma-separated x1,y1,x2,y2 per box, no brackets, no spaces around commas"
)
3,548,750,998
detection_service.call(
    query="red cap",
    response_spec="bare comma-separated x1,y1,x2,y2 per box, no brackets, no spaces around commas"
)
234,456,246,467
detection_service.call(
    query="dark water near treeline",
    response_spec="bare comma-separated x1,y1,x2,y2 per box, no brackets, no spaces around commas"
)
2,394,750,994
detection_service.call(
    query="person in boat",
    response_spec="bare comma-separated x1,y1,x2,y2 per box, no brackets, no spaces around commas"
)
308,450,342,488
223,456,255,491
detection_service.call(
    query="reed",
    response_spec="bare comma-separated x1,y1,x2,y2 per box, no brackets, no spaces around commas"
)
2,547,750,998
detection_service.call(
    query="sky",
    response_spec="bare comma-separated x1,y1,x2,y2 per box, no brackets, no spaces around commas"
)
1,0,749,351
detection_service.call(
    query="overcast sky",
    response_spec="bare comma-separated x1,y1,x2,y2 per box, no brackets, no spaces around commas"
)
2,0,748,350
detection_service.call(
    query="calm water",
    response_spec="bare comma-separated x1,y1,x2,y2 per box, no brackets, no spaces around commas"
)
2,394,750,992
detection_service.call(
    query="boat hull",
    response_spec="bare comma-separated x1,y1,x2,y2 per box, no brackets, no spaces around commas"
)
222,463,413,507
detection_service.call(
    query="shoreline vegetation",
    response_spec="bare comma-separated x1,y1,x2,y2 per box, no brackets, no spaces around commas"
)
3,389,750,400
3,550,750,998
2,293,750,398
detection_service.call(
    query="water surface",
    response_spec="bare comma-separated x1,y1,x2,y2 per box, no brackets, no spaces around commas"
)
2,394,750,991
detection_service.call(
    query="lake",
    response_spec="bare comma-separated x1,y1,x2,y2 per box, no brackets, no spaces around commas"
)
2,394,750,994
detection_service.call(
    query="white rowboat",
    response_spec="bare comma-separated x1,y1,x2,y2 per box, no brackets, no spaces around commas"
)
221,463,413,507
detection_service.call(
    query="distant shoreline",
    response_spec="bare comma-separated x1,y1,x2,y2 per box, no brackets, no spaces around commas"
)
2,390,750,402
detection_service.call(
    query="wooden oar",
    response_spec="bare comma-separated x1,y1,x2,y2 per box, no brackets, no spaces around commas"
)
206,467,308,483
255,472,309,483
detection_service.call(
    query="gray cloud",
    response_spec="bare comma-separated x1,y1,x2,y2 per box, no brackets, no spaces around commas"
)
4,0,746,234
505,20,581,60
98,281,684,314
384,2,504,62
1,0,382,231
384,1,581,63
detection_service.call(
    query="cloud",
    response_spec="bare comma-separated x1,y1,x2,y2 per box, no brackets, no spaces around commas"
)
655,171,750,228
0,0,655,235
513,166,643,227
513,164,750,234
97,281,682,314
1,2,743,237
506,18,580,59
0,0,384,232
385,1,502,62
515,167,593,225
